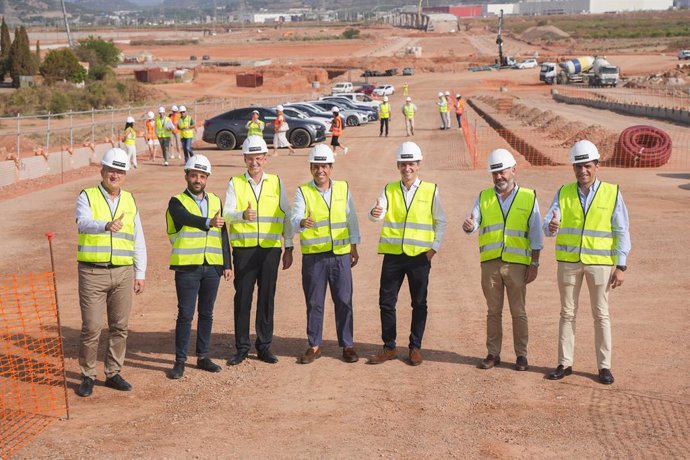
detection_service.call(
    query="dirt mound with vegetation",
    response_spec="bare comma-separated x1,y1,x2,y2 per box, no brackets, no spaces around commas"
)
520,25,570,42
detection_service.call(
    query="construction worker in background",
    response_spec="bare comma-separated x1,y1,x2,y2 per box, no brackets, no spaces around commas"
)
544,140,630,385
378,96,391,137
144,111,159,161
170,105,182,160
223,136,294,366
454,94,465,129
245,110,265,137
177,105,196,162
367,142,447,366
166,154,232,380
156,106,174,166
293,144,361,364
272,105,295,156
463,149,542,372
437,92,449,130
122,116,138,169
402,96,417,137
75,148,147,397
402,82,409,97
330,107,349,156
444,91,453,129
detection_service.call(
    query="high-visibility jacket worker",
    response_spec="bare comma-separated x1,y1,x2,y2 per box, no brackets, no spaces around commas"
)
437,92,449,129
454,95,464,129
543,140,630,386
330,108,348,155
246,110,265,137
379,96,391,137
402,97,417,137
156,107,173,165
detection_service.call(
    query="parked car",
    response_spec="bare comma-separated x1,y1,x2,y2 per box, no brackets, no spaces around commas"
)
282,106,332,134
307,101,369,126
372,84,395,96
202,107,326,150
361,69,384,77
402,67,414,76
384,68,398,76
319,96,379,120
513,58,538,69
323,92,381,108
202,55,210,61
355,84,376,95
678,50,690,60
331,82,354,94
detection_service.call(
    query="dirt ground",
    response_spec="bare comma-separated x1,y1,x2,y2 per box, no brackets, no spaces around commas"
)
4,25,690,459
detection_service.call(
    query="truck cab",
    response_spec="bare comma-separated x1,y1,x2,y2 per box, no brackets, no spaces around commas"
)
591,65,619,87
540,62,557,84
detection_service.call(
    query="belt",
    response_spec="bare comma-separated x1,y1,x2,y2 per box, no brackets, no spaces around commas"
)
79,262,126,269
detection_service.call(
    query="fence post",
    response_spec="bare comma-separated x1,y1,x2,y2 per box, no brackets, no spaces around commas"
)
91,108,95,144
16,113,20,158
111,108,114,141
69,110,74,149
46,112,52,153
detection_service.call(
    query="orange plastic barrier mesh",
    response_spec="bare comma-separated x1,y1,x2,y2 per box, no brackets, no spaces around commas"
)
0,272,68,458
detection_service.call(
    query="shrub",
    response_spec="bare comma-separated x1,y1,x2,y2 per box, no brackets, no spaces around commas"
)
40,48,87,84
342,28,360,39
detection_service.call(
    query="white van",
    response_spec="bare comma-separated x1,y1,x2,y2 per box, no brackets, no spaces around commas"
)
331,82,353,94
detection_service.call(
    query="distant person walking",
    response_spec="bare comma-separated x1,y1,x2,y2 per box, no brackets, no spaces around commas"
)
245,110,265,137
402,96,417,137
437,92,449,130
444,91,453,129
170,105,183,160
379,96,391,137
122,116,138,169
272,105,295,156
330,107,349,156
156,106,175,166
144,111,160,161
177,105,196,162
454,94,464,129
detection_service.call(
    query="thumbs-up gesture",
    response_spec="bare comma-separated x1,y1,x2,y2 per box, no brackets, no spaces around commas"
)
210,210,225,228
371,199,383,218
462,212,475,232
108,213,125,232
243,201,256,221
301,210,314,229
548,208,560,234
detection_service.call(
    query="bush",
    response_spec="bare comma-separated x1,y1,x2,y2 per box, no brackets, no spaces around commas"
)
75,36,120,68
342,28,360,39
40,48,87,84
48,91,70,113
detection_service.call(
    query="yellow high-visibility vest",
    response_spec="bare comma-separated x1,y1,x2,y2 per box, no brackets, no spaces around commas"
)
228,174,285,248
124,127,136,146
156,115,172,138
478,187,534,265
556,182,617,265
438,99,448,113
77,186,136,265
178,114,194,139
379,102,390,119
378,181,436,256
166,192,223,266
247,120,264,137
403,103,415,119
299,180,350,255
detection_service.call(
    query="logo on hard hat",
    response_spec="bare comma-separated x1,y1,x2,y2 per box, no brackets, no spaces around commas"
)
314,156,327,161
400,153,413,159
574,154,589,161
112,161,126,168
490,162,503,170
194,163,208,171
249,146,262,152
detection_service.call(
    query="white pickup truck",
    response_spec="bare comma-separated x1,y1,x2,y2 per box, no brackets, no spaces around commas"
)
331,82,353,94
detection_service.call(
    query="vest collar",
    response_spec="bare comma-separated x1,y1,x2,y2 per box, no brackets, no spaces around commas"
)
245,171,267,186
400,177,421,192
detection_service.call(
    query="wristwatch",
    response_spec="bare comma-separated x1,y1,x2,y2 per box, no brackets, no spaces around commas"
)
284,247,294,251
616,265,627,272
530,261,540,267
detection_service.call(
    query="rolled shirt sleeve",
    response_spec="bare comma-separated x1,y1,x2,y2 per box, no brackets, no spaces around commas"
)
278,178,294,248
431,188,446,252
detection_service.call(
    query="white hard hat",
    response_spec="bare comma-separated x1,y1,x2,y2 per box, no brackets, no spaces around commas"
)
332,107,340,113
147,111,154,119
158,106,166,113
406,96,411,102
172,105,179,112
444,91,450,96
456,94,461,98
126,116,135,124
101,148,130,171
309,144,335,164
276,104,284,111
242,135,268,155
570,140,600,164
251,109,259,115
438,92,444,97
383,96,389,102
395,142,423,162
487,148,516,172
184,154,212,175
179,105,187,112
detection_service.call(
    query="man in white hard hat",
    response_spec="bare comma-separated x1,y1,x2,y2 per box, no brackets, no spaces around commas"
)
75,148,147,397
293,144,361,364
544,140,630,385
462,148,543,372
401,96,417,137
166,154,232,379
144,111,160,161
444,91,453,129
367,142,447,366
122,116,138,169
245,110,265,137
156,106,174,166
454,94,464,129
378,95,391,137
223,136,294,366
437,92,449,130
170,105,183,160
177,105,196,162
330,106,348,156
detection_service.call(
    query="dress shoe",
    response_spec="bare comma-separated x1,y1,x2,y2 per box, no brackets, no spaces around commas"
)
104,374,132,391
478,354,500,369
257,349,279,364
227,351,248,366
408,347,423,366
342,347,359,363
547,365,573,380
598,368,615,385
515,356,529,371
169,361,185,379
197,357,221,373
76,376,94,397
299,347,321,364
366,347,397,364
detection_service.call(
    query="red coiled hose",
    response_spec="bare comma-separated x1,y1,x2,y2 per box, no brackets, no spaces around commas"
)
613,125,672,168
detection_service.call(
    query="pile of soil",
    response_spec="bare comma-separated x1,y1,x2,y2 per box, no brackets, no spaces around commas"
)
527,110,559,128
561,125,619,161
520,25,570,42
550,121,588,140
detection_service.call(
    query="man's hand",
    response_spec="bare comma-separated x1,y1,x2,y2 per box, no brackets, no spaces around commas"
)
462,213,475,233
107,213,125,232
300,211,314,229
243,201,256,221
210,211,225,228
282,249,293,270
350,245,359,268
525,265,538,284
610,268,624,289
134,279,145,295
426,249,436,261
548,209,560,234
371,199,383,218
223,269,233,281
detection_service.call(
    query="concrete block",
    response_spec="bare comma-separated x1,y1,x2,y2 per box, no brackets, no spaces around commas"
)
0,160,18,187
46,151,70,173
18,156,49,180
71,149,92,169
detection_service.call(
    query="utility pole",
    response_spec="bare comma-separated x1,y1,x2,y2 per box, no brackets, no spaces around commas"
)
59,0,74,48
496,9,504,67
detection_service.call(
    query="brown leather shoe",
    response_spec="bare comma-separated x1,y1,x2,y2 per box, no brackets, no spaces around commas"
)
408,347,423,366
342,347,359,363
298,347,321,364
478,354,500,369
366,347,397,364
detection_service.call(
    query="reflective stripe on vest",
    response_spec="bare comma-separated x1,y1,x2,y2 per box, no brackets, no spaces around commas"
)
299,181,351,255
124,127,136,145
379,103,390,119
145,119,157,139
77,186,137,265
178,115,194,139
556,182,617,265
228,174,285,248
478,187,534,265
247,120,264,137
166,192,223,266
403,103,415,119
331,116,342,136
378,181,436,256
156,116,172,138
438,99,448,113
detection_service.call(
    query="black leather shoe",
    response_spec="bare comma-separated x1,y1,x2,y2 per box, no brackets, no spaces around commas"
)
104,374,132,391
76,376,94,397
197,357,222,373
169,361,185,379
515,356,529,371
227,351,248,366
257,349,279,364
547,365,573,380
598,368,615,385
478,354,500,369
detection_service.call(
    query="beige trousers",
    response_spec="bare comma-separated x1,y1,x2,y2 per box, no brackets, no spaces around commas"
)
481,259,529,358
78,263,133,379
557,262,612,370
405,118,415,136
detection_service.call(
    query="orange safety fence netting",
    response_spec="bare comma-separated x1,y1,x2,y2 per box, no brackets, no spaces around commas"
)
0,272,68,458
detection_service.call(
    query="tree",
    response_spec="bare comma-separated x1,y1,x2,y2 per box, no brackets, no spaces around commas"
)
8,26,38,87
40,48,86,85
0,17,10,79
34,40,41,70
75,36,120,68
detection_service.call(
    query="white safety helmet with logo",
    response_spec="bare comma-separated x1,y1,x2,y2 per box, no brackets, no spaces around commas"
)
332,106,340,113
101,148,130,172
147,111,154,119
126,116,135,123
184,154,212,175
242,135,268,155
395,142,423,162
406,96,412,102
179,105,187,112
438,92,444,97
276,104,284,112
570,139,600,164
444,91,450,96
158,106,166,114
487,148,516,172
383,96,389,102
308,144,335,164
172,105,179,112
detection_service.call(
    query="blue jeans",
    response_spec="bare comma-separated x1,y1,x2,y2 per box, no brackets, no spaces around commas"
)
174,265,221,361
181,137,194,161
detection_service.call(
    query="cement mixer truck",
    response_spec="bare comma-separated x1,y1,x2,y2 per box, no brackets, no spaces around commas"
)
539,56,619,87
